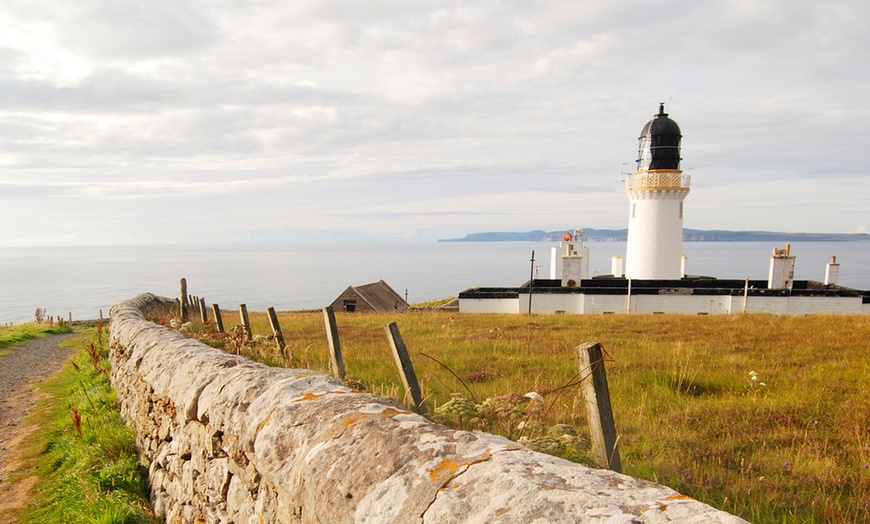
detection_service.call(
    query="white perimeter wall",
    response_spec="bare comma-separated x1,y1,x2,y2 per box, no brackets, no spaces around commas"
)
459,298,520,313
464,294,867,315
784,296,863,315
523,293,586,314
631,295,733,315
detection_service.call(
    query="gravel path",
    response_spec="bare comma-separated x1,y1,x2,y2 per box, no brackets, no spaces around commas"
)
0,333,77,479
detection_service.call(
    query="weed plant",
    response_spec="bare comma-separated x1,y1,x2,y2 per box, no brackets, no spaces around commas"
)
168,308,870,523
20,325,157,524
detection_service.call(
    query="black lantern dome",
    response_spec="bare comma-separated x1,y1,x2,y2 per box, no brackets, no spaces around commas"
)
636,103,682,171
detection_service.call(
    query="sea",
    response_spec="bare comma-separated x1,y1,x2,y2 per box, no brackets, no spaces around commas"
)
1,241,868,325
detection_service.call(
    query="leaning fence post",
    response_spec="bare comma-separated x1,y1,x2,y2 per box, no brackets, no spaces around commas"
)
199,297,209,324
212,304,224,333
180,278,189,321
575,342,622,472
267,307,286,357
385,322,428,415
238,304,252,340
323,306,346,379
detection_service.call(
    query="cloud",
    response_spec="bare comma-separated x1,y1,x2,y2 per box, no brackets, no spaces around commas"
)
0,0,868,245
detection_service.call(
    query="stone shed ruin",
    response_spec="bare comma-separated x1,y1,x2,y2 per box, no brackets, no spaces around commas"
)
329,280,409,313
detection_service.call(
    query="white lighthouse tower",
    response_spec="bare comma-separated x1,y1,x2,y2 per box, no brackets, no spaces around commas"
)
624,104,691,280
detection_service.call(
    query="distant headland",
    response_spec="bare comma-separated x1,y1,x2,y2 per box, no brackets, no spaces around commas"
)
439,228,870,242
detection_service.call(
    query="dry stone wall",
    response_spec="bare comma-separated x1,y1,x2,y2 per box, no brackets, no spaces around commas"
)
109,293,747,523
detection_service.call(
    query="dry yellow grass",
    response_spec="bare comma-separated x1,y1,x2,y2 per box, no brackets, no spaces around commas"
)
179,308,870,524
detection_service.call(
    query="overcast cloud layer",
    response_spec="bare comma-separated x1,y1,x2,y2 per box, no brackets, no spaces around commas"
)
1,0,868,245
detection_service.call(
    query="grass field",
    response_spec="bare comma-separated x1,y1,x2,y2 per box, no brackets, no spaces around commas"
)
165,307,870,524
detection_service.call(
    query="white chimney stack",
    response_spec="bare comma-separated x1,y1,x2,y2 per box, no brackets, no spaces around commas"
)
611,255,624,278
824,256,840,285
768,244,795,290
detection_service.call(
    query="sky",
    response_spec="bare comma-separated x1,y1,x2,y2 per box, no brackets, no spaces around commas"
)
1,0,868,246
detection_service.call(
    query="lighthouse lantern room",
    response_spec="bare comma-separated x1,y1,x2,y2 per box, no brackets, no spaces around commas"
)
624,104,691,280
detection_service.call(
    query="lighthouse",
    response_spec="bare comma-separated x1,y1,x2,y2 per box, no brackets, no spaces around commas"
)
624,104,690,280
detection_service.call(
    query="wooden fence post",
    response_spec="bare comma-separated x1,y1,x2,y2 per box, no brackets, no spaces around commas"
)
238,304,252,340
323,306,346,379
385,322,428,415
199,297,208,323
180,278,189,321
212,304,224,333
267,307,286,357
575,342,622,472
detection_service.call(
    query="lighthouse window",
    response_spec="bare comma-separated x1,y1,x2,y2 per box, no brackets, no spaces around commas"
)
679,202,683,218
637,137,652,171
631,204,636,218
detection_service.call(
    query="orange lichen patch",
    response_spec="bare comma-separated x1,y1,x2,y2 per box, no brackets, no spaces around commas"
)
342,413,369,429
325,412,371,438
379,407,412,417
428,458,471,483
256,411,274,433
663,494,694,501
297,392,326,401
659,504,668,511
296,391,348,402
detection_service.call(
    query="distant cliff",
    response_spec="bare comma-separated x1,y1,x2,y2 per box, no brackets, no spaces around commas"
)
439,228,870,242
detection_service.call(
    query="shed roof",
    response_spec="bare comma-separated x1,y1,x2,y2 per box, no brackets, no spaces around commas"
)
345,280,409,312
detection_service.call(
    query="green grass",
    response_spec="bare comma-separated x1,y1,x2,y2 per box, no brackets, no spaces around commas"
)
18,326,157,524
167,308,870,524
0,323,73,357
410,297,457,308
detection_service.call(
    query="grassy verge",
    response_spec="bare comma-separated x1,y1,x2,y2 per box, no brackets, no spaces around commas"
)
0,323,73,358
165,308,870,523
17,325,157,524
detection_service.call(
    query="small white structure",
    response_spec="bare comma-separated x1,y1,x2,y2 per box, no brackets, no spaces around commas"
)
825,256,840,285
611,255,624,278
560,229,589,287
768,244,796,290
625,104,690,280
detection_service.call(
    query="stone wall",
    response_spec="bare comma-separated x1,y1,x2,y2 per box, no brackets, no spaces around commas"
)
109,293,746,523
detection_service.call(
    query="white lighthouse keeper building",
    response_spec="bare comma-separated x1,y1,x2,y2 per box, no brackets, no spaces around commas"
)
624,104,691,280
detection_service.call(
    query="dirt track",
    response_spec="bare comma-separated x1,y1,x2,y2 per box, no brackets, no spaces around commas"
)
0,333,77,517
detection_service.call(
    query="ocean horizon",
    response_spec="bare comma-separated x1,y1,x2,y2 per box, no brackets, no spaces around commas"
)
1,240,868,325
